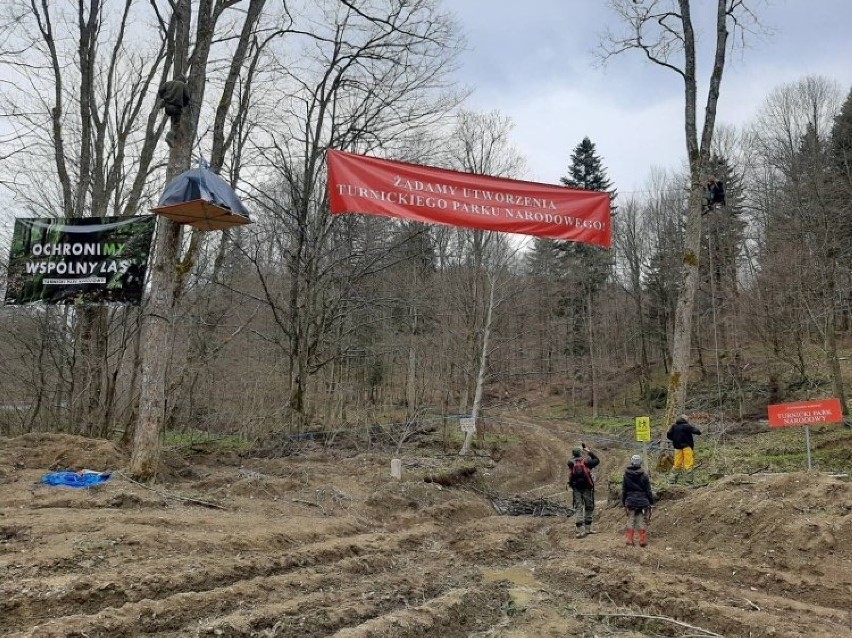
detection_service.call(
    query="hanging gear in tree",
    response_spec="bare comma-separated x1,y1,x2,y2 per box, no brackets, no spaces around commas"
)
158,74,191,147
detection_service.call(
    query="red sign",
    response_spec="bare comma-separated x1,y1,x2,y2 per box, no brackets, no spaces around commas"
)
768,399,844,428
327,149,612,247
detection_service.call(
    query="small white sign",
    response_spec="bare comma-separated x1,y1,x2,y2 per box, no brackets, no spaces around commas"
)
460,417,476,433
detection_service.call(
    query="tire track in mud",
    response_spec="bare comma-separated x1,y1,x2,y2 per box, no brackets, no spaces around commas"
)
14,545,506,638
5,431,851,638
535,540,852,638
488,419,852,636
3,526,440,636
178,583,505,638
584,542,852,612
327,586,503,638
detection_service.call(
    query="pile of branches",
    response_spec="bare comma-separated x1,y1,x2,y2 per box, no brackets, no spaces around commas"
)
490,495,574,517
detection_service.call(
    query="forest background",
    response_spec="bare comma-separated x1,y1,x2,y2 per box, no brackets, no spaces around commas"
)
1,0,851,453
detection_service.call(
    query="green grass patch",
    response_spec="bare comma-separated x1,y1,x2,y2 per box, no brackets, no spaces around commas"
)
163,430,251,452
581,419,852,491
444,429,520,448
570,416,636,436
675,425,852,478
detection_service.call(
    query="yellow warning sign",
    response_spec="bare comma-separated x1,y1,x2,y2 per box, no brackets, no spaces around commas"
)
635,416,651,442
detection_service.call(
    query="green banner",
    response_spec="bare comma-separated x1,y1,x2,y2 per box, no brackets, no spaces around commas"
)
4,216,155,305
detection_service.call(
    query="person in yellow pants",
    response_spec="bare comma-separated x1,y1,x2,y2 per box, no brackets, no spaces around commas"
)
666,415,702,484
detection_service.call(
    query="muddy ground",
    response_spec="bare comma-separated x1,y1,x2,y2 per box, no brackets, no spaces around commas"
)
2,421,851,638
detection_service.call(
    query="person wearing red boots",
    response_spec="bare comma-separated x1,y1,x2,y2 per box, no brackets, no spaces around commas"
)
622,454,655,547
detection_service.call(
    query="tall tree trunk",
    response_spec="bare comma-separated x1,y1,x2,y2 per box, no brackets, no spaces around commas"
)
130,0,193,479
824,275,849,418
287,208,308,419
407,308,418,418
586,291,598,417
130,220,183,477
460,273,495,456
74,306,108,435
663,0,729,428
130,0,265,476
664,186,704,424
636,292,651,405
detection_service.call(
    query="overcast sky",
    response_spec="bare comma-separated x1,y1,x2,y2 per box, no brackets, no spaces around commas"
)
449,0,852,195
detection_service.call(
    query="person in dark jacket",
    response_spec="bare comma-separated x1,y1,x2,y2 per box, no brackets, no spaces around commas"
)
703,177,726,209
158,74,191,147
622,454,655,547
666,414,702,483
567,443,600,538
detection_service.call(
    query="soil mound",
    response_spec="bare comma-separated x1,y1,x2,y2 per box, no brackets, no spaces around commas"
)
653,472,852,562
1,432,127,471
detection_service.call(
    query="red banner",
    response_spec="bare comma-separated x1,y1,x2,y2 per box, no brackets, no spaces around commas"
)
768,399,844,427
327,150,612,247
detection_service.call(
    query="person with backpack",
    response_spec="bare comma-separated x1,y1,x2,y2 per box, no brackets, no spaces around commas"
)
666,414,702,484
622,454,655,547
158,74,191,147
567,443,600,538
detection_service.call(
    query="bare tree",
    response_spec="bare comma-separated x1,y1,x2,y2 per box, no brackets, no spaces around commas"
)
613,197,653,403
0,0,171,435
130,0,271,479
241,0,463,426
602,0,759,426
433,110,526,454
458,236,517,456
746,76,848,412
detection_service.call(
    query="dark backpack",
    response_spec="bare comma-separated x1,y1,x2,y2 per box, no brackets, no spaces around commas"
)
570,459,593,489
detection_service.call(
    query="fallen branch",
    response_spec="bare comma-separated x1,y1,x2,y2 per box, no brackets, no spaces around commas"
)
491,494,573,517
292,498,327,515
115,471,226,510
743,597,761,611
291,498,321,508
575,612,724,637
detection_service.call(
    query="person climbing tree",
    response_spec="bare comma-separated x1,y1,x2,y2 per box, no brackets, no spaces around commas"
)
703,176,726,211
158,74,191,147
622,454,655,547
567,442,600,538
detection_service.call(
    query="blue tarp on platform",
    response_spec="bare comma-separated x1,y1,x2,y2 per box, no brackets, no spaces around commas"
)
157,167,250,219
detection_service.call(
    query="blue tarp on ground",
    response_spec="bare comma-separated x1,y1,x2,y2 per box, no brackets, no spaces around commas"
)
41,471,112,488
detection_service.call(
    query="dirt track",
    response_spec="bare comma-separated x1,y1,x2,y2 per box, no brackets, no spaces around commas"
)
2,427,851,638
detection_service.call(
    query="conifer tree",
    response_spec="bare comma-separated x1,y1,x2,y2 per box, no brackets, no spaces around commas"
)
557,137,616,413
557,137,616,327
831,87,852,251
831,89,852,422
696,154,746,393
831,87,852,178
561,137,617,195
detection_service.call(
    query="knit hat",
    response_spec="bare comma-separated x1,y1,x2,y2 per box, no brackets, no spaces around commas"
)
571,447,583,458
629,454,642,467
